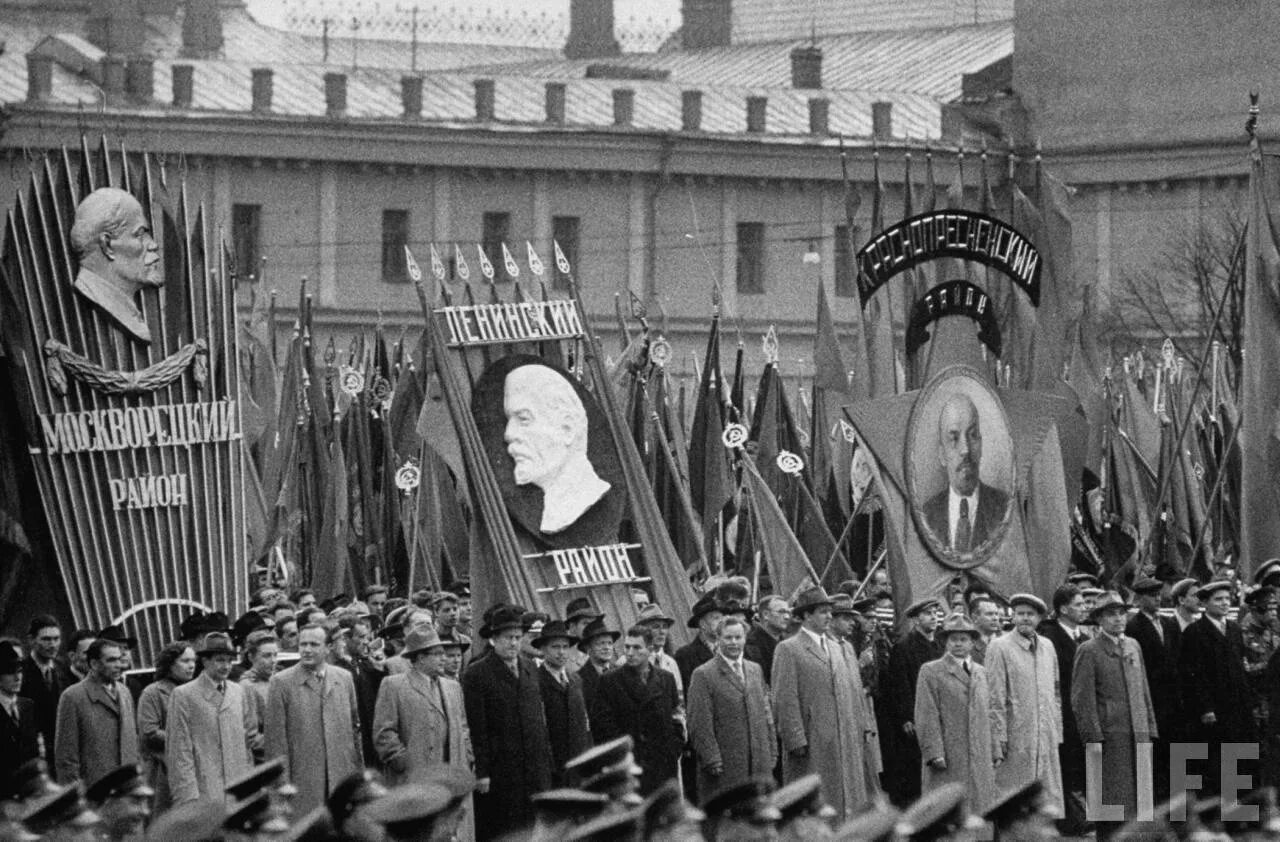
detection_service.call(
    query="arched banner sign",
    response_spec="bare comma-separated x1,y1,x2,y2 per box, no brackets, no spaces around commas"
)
856,210,1042,307
905,280,1003,358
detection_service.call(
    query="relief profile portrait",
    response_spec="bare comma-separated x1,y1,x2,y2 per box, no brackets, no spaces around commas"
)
906,365,1015,569
70,187,162,344
471,355,624,548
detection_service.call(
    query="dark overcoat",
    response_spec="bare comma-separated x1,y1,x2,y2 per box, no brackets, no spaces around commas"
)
537,665,592,785
1125,611,1182,738
1179,616,1253,742
744,624,780,686
883,628,942,803
674,637,715,697
687,655,776,797
461,654,553,840
0,696,40,786
19,655,73,764
54,676,139,785
592,664,683,795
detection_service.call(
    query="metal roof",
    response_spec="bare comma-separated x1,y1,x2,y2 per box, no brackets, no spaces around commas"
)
727,0,1013,43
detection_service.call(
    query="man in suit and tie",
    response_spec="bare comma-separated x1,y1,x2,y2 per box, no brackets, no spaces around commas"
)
532,620,592,785
686,615,776,798
1038,583,1090,835
165,633,257,804
922,393,1009,553
0,640,40,786
1126,576,1182,801
20,616,73,764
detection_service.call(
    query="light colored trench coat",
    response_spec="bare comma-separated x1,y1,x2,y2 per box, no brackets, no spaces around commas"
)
265,665,363,815
914,654,999,815
166,672,257,804
986,630,1065,817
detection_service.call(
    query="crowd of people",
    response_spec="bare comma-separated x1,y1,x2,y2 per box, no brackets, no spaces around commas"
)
4,565,1280,841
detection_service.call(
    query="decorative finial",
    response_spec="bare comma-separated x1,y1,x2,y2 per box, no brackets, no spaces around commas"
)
454,244,470,281
526,241,545,277
1247,91,1260,138
476,244,495,282
428,244,444,282
501,242,520,279
762,325,779,365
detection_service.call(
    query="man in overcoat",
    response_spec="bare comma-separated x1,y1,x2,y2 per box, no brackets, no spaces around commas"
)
884,597,943,805
1071,592,1159,841
264,624,363,815
20,615,74,764
0,641,40,785
1179,579,1254,796
1039,583,1089,834
166,633,257,804
592,625,684,795
461,604,554,840
674,593,721,694
575,617,619,720
772,586,873,822
913,614,998,816
986,592,1064,819
533,620,592,785
54,638,138,785
687,615,776,797
1125,576,1182,802
744,595,790,686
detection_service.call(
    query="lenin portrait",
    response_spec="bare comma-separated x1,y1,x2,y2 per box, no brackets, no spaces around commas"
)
906,365,1015,569
472,355,624,548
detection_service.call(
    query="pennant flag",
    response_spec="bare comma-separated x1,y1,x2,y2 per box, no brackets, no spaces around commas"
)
689,315,733,568
865,146,897,397
742,455,819,598
837,136,873,402
501,242,520,279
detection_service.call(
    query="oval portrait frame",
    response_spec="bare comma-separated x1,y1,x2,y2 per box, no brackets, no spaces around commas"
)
470,354,625,550
905,364,1016,570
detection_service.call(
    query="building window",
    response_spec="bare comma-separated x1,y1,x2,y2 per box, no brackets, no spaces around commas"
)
834,223,860,298
552,215,580,290
381,209,411,283
231,204,261,282
482,211,511,280
736,222,765,294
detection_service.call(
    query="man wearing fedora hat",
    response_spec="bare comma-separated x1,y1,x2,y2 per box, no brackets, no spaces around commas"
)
461,604,554,839
372,627,473,793
1070,592,1158,841
0,640,40,787
772,586,873,821
166,632,258,804
563,598,603,674
674,592,722,694
533,620,592,785
575,617,620,720
637,604,683,696
913,615,998,816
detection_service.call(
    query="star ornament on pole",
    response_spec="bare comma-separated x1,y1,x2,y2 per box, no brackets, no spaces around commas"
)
526,241,545,277
554,240,572,275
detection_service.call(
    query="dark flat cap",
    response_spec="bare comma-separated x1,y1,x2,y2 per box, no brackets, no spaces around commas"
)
1197,580,1233,600
85,763,153,804
97,624,137,648
905,597,941,618
1170,578,1199,601
702,776,780,823
1008,593,1048,615
982,780,1048,826
22,784,100,833
531,788,610,822
225,758,288,801
1131,577,1164,595
224,791,289,835
364,784,454,840
895,782,967,840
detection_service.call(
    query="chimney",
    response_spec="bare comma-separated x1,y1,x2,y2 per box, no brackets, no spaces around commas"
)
251,68,273,113
545,82,567,124
102,56,127,96
790,44,822,89
808,97,829,136
124,57,153,101
564,0,621,59
474,79,495,120
87,0,145,56
324,72,347,118
746,96,767,133
182,0,224,58
26,54,53,103
682,0,732,49
681,89,702,131
172,64,194,107
871,101,893,140
612,88,634,126
402,76,423,118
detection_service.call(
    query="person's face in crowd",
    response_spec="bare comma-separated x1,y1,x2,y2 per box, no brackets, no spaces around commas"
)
458,599,473,625
1098,607,1127,637
1205,590,1231,619
272,607,295,626
973,601,1002,635
436,601,458,629
950,593,967,615
718,623,746,660
71,637,94,674
871,568,890,594
568,617,590,638
367,639,387,671
937,394,982,497
698,610,724,641
1178,590,1202,615
203,653,234,684
831,612,856,639
916,606,940,635
1135,591,1159,614
414,647,446,679
802,605,832,635
945,632,974,660
632,590,650,612
541,638,572,670
1081,593,1098,616
441,647,462,678
92,643,125,683
99,792,150,840
622,635,650,669
297,592,318,610
32,625,61,661
278,620,299,652
1060,593,1088,625
351,622,372,659
170,647,197,683
492,628,523,664
761,598,791,634
116,646,133,671
587,635,614,665
367,591,387,617
297,627,329,669
251,641,278,679
408,611,435,634
643,621,669,650
1013,605,1042,638
1253,596,1278,621
0,667,21,696
857,612,877,635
